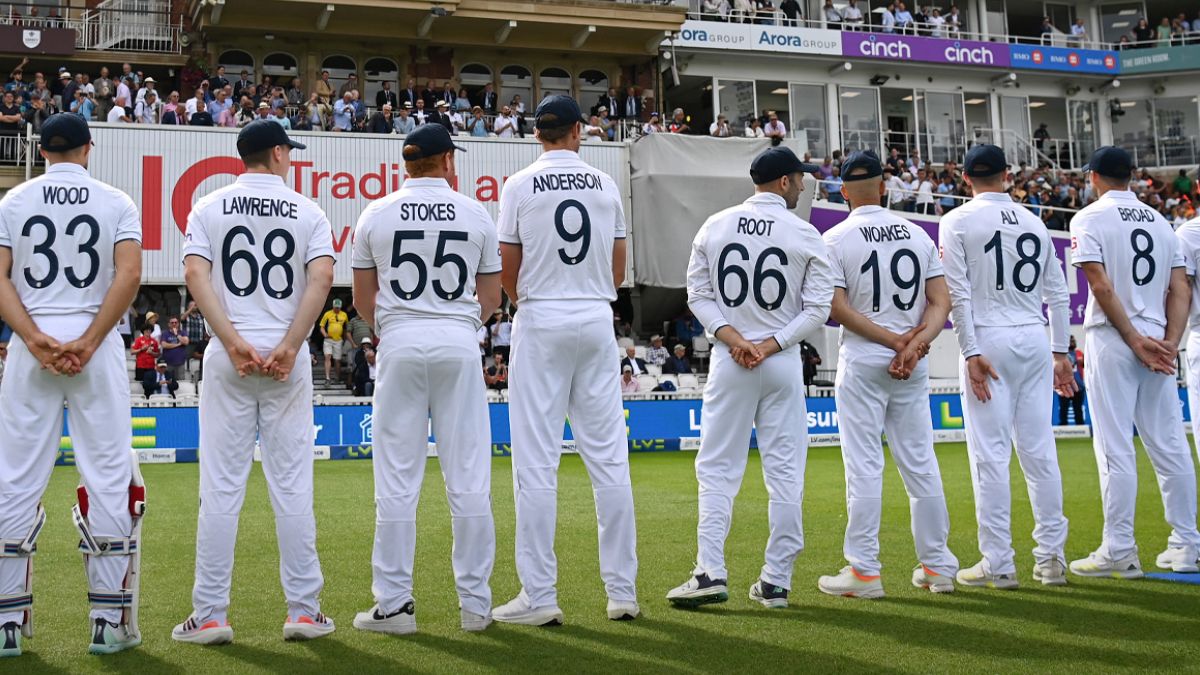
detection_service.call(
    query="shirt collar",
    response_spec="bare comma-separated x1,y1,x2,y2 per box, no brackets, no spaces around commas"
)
849,204,886,216
745,192,787,208
539,149,579,161
975,191,1014,202
1103,189,1137,201
402,177,452,189
236,173,286,186
46,163,88,177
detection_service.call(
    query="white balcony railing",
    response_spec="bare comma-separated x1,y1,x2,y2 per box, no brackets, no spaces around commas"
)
0,3,181,55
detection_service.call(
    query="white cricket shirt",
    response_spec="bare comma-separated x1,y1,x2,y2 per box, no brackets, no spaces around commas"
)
1175,215,1200,329
497,149,626,305
687,192,834,350
183,173,335,347
352,176,501,332
823,205,942,357
939,191,1070,357
1071,189,1184,330
0,163,141,317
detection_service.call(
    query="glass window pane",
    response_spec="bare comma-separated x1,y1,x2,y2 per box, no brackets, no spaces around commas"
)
839,86,880,154
923,92,964,165
788,83,828,158
1100,2,1145,44
1068,100,1098,169
717,79,757,129
1154,96,1200,167
1111,98,1156,167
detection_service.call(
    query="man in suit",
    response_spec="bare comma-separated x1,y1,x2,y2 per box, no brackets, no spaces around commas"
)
593,87,619,117
142,360,179,398
429,100,455,135
401,78,419,108
476,83,497,113
663,345,693,375
441,81,456,107
208,66,230,95
376,81,398,109
620,346,648,376
421,80,439,109
619,86,642,121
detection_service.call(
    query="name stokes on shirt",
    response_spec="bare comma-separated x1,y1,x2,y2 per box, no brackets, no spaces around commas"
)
221,195,299,219
399,202,456,221
857,222,912,243
530,172,604,194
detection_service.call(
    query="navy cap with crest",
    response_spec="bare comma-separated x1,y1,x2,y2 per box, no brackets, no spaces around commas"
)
840,150,883,181
1083,146,1134,181
534,95,585,130
749,147,820,185
401,123,466,161
963,144,1008,177
236,119,306,158
40,113,91,152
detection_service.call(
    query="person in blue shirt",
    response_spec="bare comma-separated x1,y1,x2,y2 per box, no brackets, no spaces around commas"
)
894,1,913,32
936,174,958,214
824,165,845,204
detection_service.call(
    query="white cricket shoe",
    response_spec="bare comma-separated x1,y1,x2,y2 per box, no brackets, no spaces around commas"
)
0,621,21,658
748,579,789,608
354,602,417,635
1155,547,1200,573
1069,553,1144,579
171,616,233,645
1033,560,1068,586
607,600,641,621
956,561,1019,590
492,592,564,627
666,573,729,608
817,566,885,599
461,609,491,633
283,612,335,641
88,618,141,655
911,564,955,593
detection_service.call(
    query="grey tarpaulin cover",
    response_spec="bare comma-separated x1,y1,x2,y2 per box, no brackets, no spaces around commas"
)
629,133,815,289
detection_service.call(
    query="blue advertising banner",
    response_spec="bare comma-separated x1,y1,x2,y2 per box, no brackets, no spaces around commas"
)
1009,44,1120,75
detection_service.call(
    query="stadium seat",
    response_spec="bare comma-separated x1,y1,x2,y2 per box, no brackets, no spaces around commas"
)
177,381,197,397
175,393,199,407
617,337,635,349
146,394,174,408
130,394,147,407
692,335,712,366
129,382,142,397
646,364,662,377
658,374,678,388
677,374,700,391
637,374,658,391
634,345,647,359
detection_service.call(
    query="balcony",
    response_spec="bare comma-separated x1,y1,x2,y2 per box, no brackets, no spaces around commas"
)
0,0,182,55
189,0,685,55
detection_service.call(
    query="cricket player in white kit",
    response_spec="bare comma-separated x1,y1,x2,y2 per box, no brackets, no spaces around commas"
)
1177,215,1200,477
0,114,143,657
494,96,639,625
939,145,1075,589
1069,146,1200,577
817,151,958,598
174,120,336,644
351,125,502,634
668,147,833,609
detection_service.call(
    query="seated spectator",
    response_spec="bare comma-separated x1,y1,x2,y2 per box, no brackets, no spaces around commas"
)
484,353,509,390
142,360,178,398
745,118,764,138
667,108,689,134
646,334,668,366
454,88,472,112
621,346,648,376
642,112,664,135
131,326,160,381
368,104,395,133
663,344,692,375
620,366,640,394
189,98,214,126
465,106,487,137
353,337,376,396
583,115,606,142
270,104,291,129
710,114,732,137
235,96,256,127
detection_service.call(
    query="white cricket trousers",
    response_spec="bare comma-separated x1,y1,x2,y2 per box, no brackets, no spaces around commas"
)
694,343,807,589
369,323,494,617
836,351,957,577
960,325,1068,575
191,339,324,623
1085,324,1200,562
0,317,131,625
508,301,637,609
1186,331,1200,465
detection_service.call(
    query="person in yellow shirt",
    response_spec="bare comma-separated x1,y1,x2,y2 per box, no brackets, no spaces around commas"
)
319,298,349,383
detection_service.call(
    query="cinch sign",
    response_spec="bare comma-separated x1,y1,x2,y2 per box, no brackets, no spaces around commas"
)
841,32,1011,68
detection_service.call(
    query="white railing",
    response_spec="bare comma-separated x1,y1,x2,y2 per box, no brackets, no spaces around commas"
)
0,8,181,54
975,128,1061,172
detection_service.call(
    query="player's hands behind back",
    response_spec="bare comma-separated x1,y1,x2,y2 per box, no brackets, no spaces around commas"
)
1052,353,1078,398
263,343,299,382
227,337,265,377
1129,334,1175,375
26,331,74,375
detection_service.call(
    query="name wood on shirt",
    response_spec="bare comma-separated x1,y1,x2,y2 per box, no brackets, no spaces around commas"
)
43,186,89,204
399,202,456,221
531,172,604,194
221,196,299,219
858,222,911,242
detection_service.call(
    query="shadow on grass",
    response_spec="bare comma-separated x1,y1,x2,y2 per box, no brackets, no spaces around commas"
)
205,639,414,675
89,645,188,675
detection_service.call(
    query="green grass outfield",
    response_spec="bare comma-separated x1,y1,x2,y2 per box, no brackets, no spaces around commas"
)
17,439,1200,674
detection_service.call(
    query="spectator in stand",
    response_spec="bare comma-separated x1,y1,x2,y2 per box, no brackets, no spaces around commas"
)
764,111,787,141
106,94,131,123
313,69,334,103
159,316,189,382
1033,122,1050,152
730,0,753,23
119,63,139,88
268,86,286,111
646,335,668,366
476,82,498,113
620,366,640,394
299,92,330,131
484,352,509,390
1039,16,1055,44
233,69,254,100
352,337,376,396
1133,17,1154,46
710,114,732,137
368,103,394,133
745,117,764,137
401,78,419,108
643,112,664,135
143,360,178,398
494,105,517,138
319,299,349,383
161,91,184,124
135,76,156,105
946,4,962,33
936,173,958,214
596,106,615,140
440,80,457,107
894,1,914,33
336,73,357,100
907,147,925,172
4,64,26,98
208,65,229,93
131,325,160,381
879,1,897,32
755,0,775,25
1157,16,1172,45
842,0,864,28
885,147,904,174
69,88,93,120
465,106,487,137
420,79,438,109
181,300,208,375
455,88,472,113
285,79,303,107
914,168,935,215
702,0,728,20
134,90,159,123
23,93,51,131
1068,17,1087,45
800,340,822,386
254,101,272,122
429,100,454,135
413,98,430,126
883,168,904,209
333,91,354,131
927,8,946,37
490,310,513,360
822,0,841,27
93,66,114,119
668,108,690,133
1058,336,1085,425
510,95,527,137
189,98,214,126
621,346,648,376
209,87,231,120
583,115,606,142
350,90,367,129
1172,169,1194,199
663,345,693,375
823,165,845,203
376,80,398,109
270,104,291,129
619,86,642,121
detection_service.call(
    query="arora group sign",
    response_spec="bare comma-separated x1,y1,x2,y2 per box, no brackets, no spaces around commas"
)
674,20,842,55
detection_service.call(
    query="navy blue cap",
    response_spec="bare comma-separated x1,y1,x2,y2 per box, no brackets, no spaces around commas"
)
401,124,466,161
236,119,306,158
1083,146,1133,181
963,144,1008,177
40,113,91,152
750,147,820,185
840,150,883,181
534,95,585,130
